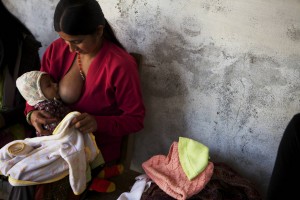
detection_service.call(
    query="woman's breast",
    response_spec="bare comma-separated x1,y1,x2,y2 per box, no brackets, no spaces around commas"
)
59,65,84,104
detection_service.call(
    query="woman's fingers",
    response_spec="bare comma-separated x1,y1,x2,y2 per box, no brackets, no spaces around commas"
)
30,110,57,135
71,113,97,133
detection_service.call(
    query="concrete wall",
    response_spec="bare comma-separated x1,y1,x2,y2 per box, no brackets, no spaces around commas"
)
3,0,300,198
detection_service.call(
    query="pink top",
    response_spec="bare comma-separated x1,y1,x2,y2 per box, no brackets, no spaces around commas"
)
25,38,145,162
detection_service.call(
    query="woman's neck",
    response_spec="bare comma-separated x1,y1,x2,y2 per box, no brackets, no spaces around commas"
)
87,38,104,59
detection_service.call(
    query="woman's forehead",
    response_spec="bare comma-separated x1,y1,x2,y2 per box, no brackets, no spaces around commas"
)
58,31,85,41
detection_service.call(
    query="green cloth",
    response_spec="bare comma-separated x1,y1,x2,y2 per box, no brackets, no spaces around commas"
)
178,137,209,180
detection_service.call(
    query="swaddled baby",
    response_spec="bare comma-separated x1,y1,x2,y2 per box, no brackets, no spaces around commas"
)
16,70,71,136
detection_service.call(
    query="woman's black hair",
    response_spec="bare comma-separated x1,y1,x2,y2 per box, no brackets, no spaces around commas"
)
54,0,124,49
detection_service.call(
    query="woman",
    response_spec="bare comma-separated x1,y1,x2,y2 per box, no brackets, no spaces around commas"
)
9,0,145,199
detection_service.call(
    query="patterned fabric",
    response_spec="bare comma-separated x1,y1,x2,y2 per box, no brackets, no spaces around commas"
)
16,71,47,106
34,99,71,136
141,183,175,200
142,142,214,200
141,162,262,200
195,162,262,200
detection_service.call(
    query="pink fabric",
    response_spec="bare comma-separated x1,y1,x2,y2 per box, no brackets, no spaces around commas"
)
142,142,214,200
24,39,145,162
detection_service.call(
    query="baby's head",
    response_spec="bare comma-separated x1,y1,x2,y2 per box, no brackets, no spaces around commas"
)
16,71,60,106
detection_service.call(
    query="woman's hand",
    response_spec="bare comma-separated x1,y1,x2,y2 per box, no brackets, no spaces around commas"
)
30,110,57,136
70,112,97,133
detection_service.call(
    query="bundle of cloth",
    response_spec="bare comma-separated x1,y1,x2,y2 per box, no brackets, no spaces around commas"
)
142,137,214,200
0,111,104,195
117,137,261,200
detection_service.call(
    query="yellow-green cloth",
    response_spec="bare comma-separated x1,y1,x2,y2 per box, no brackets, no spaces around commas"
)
178,137,209,180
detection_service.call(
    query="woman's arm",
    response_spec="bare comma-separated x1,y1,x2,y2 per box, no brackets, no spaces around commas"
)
96,56,145,137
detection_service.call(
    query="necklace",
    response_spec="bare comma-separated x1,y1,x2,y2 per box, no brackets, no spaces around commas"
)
77,52,85,81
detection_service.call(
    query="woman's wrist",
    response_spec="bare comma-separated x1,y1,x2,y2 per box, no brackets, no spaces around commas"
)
26,110,34,125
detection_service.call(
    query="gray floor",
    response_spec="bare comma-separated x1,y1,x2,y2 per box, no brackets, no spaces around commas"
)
0,178,11,200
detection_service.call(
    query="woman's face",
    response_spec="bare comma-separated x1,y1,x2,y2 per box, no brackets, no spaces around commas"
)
58,26,104,55
40,74,60,100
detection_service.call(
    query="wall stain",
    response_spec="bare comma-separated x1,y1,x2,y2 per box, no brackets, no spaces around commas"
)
142,67,187,98
215,53,282,136
115,0,139,17
181,17,201,37
201,0,230,14
153,28,227,93
280,55,300,104
287,24,300,41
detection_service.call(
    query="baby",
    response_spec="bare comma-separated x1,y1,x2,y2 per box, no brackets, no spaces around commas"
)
16,70,71,136
16,70,123,193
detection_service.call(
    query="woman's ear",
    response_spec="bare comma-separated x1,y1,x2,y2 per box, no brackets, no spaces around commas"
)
96,25,104,38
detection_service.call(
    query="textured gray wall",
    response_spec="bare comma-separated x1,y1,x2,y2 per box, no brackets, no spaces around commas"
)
3,0,300,198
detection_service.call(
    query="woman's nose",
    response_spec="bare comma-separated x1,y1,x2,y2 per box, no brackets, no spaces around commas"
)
66,41,77,52
69,45,77,53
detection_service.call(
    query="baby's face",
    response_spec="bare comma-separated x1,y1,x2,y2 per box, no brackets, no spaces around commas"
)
40,74,60,100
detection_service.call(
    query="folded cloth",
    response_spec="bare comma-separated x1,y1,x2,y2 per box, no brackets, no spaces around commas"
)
142,142,214,200
178,137,209,180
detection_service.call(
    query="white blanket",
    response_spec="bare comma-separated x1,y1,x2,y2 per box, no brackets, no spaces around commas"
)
0,111,103,195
